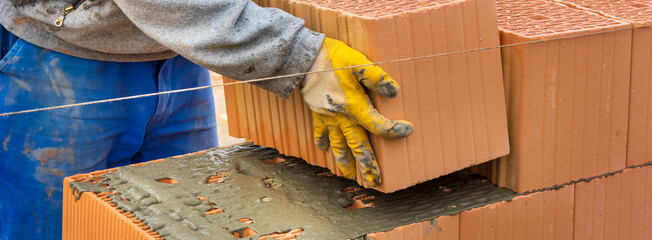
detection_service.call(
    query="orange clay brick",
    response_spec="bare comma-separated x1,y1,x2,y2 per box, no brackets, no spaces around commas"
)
223,78,340,174
573,166,652,240
62,169,163,240
366,215,459,240
459,184,574,240
225,0,509,193
61,144,252,240
550,0,652,167
376,164,652,239
475,0,632,193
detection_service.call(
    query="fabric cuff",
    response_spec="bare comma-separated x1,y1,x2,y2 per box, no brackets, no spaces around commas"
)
251,27,325,99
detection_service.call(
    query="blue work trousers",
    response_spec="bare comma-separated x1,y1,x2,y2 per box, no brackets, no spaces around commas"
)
0,26,218,239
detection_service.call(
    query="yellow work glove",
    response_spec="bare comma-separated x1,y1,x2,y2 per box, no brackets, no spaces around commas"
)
300,37,414,186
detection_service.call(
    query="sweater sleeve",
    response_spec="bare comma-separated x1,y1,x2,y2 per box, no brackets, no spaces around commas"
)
113,0,324,98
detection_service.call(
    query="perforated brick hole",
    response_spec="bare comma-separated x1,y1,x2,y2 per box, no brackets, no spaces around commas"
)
206,203,225,215
283,162,297,167
316,171,334,177
237,218,254,224
156,178,178,184
529,15,550,21
631,3,649,8
343,187,362,194
232,227,257,238
353,194,375,201
90,177,104,184
259,228,304,240
262,158,285,165
345,200,376,210
206,171,229,184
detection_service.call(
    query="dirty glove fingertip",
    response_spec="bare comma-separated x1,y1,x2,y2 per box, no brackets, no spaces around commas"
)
362,169,382,187
391,120,414,138
376,76,399,98
315,134,330,151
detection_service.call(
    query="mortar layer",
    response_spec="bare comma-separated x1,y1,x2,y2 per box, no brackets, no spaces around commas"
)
71,145,515,240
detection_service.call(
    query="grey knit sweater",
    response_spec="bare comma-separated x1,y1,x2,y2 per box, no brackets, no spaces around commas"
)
0,0,324,98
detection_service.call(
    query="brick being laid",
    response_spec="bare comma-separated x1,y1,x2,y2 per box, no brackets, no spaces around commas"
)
368,163,652,240
550,0,652,168
478,0,632,193
223,77,340,176
224,0,509,193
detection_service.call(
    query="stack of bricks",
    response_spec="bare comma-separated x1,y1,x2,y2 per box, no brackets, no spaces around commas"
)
62,0,652,239
372,0,652,237
369,164,652,240
225,0,510,193
472,0,633,193
551,0,652,169
471,0,652,191
224,0,652,237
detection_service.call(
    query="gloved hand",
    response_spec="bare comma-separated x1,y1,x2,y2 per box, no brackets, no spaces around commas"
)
300,37,414,186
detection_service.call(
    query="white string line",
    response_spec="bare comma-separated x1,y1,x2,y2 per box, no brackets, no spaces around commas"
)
1,24,649,118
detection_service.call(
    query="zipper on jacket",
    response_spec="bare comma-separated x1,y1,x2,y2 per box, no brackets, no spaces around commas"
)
54,0,87,27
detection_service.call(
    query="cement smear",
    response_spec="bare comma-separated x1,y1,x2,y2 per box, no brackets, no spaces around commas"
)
71,145,516,239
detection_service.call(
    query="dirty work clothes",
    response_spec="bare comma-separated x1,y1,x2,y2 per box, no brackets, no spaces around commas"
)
1,0,324,98
0,27,218,240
